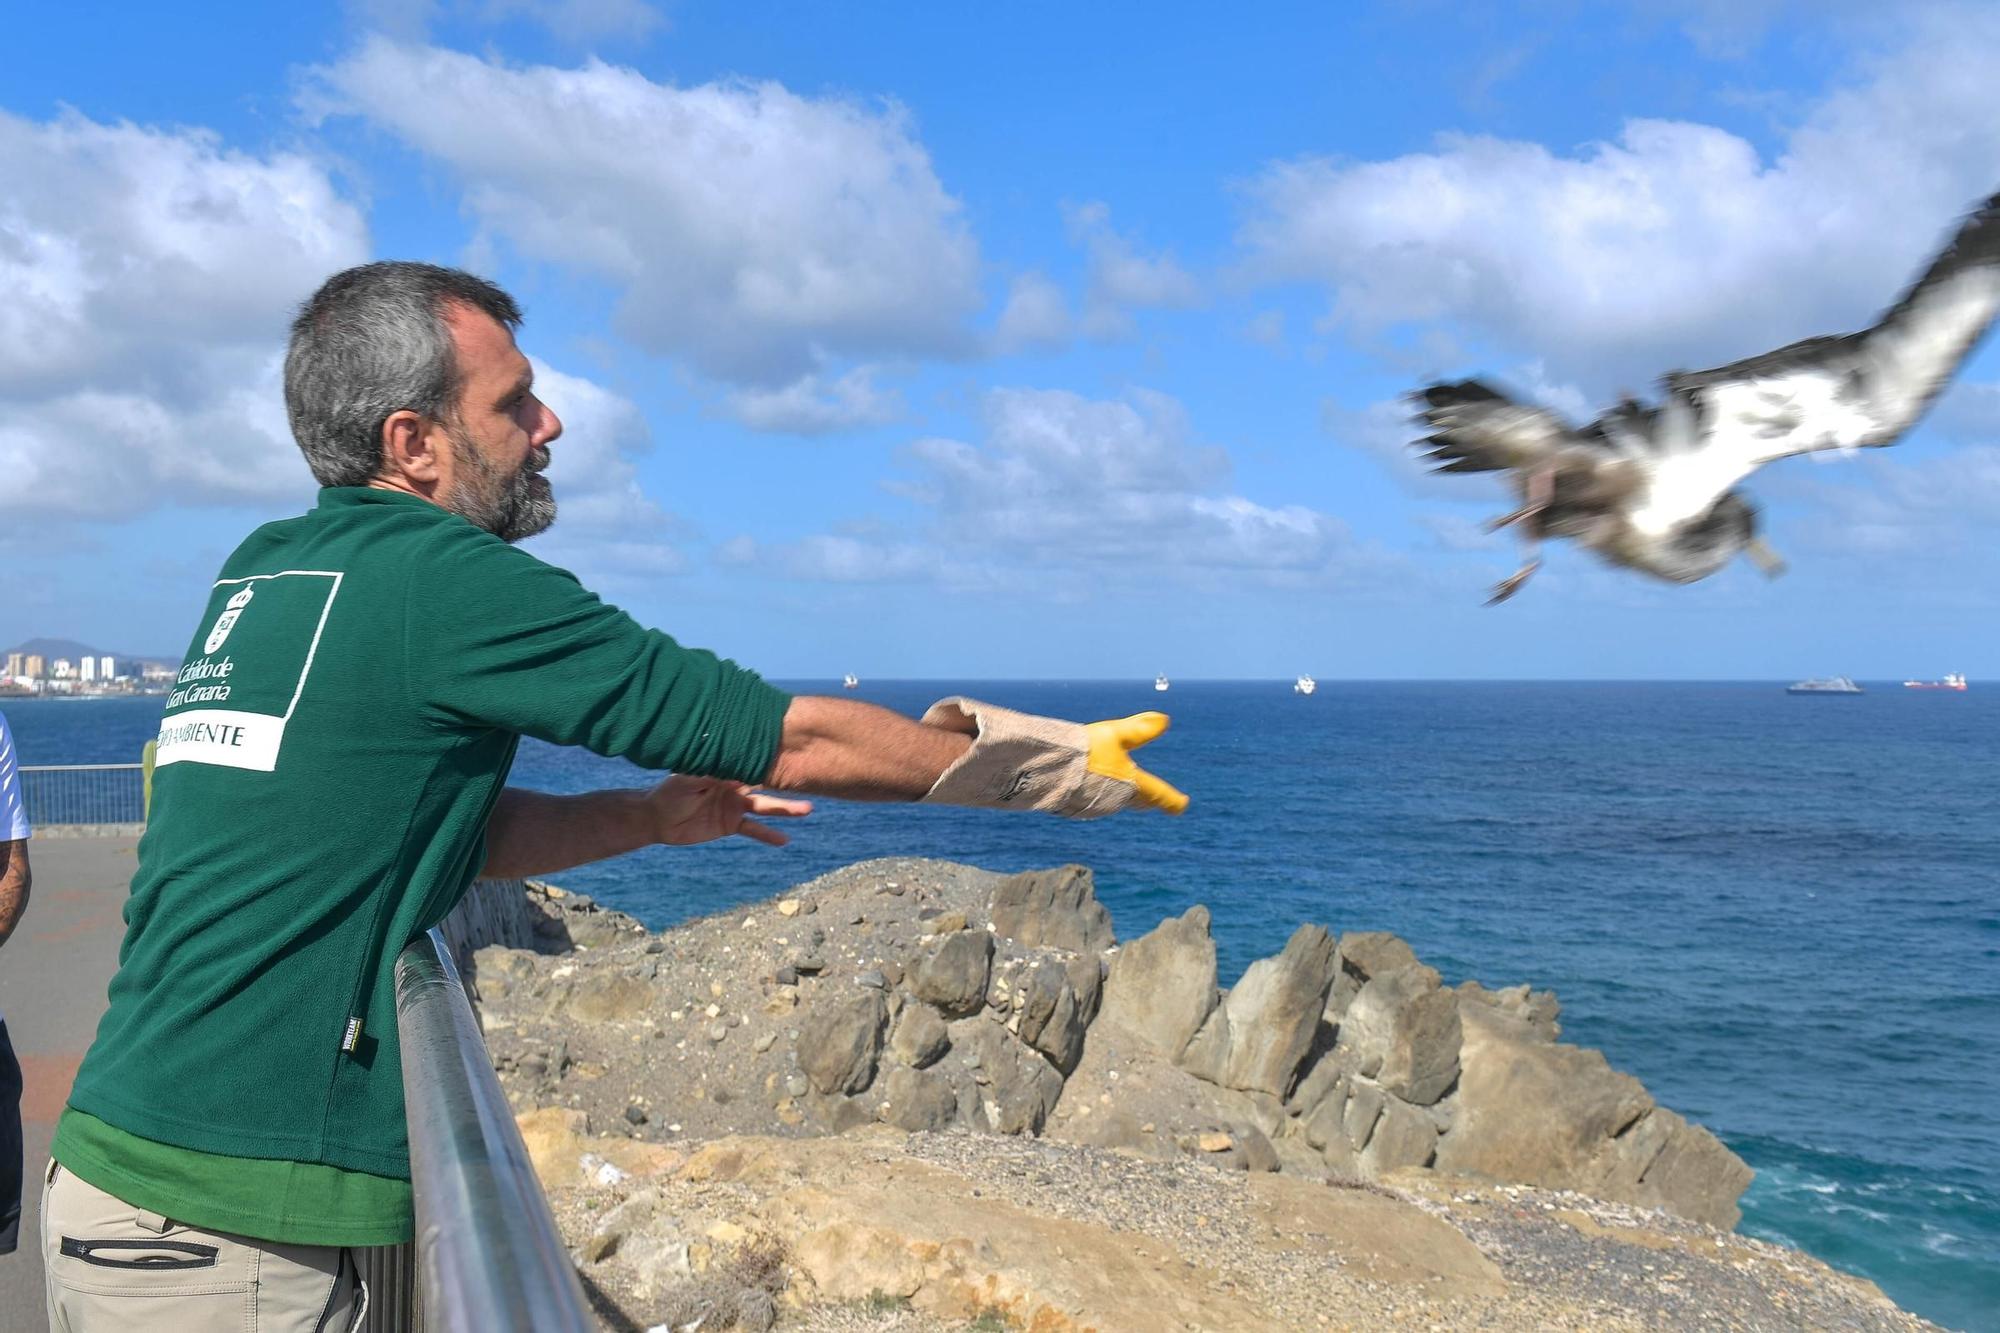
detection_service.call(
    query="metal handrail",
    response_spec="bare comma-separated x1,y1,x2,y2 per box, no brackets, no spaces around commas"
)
394,929,594,1333
17,763,145,772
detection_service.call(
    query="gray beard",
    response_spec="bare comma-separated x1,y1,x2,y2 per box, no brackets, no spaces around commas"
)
445,430,555,543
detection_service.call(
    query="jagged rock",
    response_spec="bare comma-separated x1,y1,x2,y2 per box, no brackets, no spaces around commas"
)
1299,1076,1349,1152
1328,932,1423,1019
469,945,540,1005
798,989,888,1096
889,1002,951,1069
880,1064,960,1131
1343,1078,1385,1151
1016,959,1089,1073
1457,979,1561,1041
909,930,995,1018
1333,966,1461,1106
1179,925,1337,1098
1233,1124,1281,1172
1098,905,1218,1060
517,1107,590,1189
565,971,654,1023
585,1188,663,1265
1434,1002,1750,1228
962,1021,1064,1135
820,1093,880,1133
1575,1104,1755,1227
1285,1026,1345,1113
1361,1097,1439,1173
987,865,1115,954
1066,954,1104,1027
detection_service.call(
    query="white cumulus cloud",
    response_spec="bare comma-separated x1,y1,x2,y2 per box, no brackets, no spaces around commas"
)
0,108,369,520
1066,201,1202,338
722,367,903,436
1237,7,2000,395
731,387,1352,588
308,39,985,410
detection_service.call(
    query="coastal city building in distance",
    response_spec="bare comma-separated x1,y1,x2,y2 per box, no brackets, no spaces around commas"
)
0,643,173,697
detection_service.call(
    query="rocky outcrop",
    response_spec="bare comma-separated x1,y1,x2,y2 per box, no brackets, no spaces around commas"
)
1097,904,1217,1059
906,928,992,1018
1332,961,1461,1105
987,864,1115,954
1178,923,1337,1097
470,856,1754,1238
1436,999,1753,1228
796,989,887,1096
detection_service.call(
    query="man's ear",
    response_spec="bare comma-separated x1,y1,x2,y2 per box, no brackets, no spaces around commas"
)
379,409,447,486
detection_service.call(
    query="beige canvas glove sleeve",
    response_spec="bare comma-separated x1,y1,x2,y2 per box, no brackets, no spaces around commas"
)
919,697,1188,819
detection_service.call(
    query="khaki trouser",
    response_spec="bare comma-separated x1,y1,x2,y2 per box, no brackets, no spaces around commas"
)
42,1160,366,1332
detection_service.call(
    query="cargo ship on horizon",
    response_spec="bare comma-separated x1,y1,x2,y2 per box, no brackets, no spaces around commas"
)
1903,673,1968,690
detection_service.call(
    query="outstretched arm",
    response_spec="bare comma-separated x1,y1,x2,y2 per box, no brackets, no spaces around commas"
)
764,694,1188,818
0,840,29,949
762,696,971,801
480,778,811,879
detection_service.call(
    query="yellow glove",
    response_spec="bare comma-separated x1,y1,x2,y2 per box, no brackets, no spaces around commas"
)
1084,712,1189,814
919,697,1189,818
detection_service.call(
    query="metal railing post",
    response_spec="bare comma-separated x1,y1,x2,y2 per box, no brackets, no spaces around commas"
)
393,929,594,1333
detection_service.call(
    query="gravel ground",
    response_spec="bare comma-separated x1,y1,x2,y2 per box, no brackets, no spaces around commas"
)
546,1129,1938,1332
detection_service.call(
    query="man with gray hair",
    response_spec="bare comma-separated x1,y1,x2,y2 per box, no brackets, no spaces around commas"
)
42,261,1184,1330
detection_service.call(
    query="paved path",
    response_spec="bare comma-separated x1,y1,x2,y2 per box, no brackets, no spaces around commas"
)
1,836,136,1333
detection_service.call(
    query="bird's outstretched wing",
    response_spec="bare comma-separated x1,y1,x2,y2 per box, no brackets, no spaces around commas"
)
1668,192,2000,469
1412,379,1613,480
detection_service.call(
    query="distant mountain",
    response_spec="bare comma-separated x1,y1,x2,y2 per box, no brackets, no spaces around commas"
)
5,638,177,668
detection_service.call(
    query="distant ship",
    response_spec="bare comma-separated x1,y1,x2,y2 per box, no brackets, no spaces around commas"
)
1154,674,1170,692
1294,674,1316,695
1787,676,1863,695
1903,673,1967,691
842,673,859,690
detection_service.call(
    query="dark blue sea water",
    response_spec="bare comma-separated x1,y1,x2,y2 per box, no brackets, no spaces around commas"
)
8,684,1997,1331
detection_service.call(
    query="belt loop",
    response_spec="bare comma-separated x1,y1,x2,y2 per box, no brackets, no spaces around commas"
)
135,1208,172,1235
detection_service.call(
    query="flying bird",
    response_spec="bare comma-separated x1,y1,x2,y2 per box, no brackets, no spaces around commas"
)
1412,190,2000,603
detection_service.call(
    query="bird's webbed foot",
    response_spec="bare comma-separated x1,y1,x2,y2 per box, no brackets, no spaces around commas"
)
1486,560,1542,605
1486,502,1541,533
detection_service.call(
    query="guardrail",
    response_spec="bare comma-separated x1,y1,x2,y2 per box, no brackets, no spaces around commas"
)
385,927,594,1333
16,763,146,833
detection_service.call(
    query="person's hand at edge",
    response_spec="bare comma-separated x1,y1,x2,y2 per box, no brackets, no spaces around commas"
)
646,774,813,847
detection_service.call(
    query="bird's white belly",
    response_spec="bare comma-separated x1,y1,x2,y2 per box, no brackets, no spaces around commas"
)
1626,453,1734,537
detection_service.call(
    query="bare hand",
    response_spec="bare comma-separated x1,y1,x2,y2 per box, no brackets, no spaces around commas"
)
645,775,812,848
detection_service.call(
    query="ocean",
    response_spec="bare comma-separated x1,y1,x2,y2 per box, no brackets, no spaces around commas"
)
7,682,1996,1332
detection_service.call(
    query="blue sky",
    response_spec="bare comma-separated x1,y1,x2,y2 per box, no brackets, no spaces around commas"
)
5,1,1999,679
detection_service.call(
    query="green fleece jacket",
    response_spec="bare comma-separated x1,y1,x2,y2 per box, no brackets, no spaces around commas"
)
65,487,790,1179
